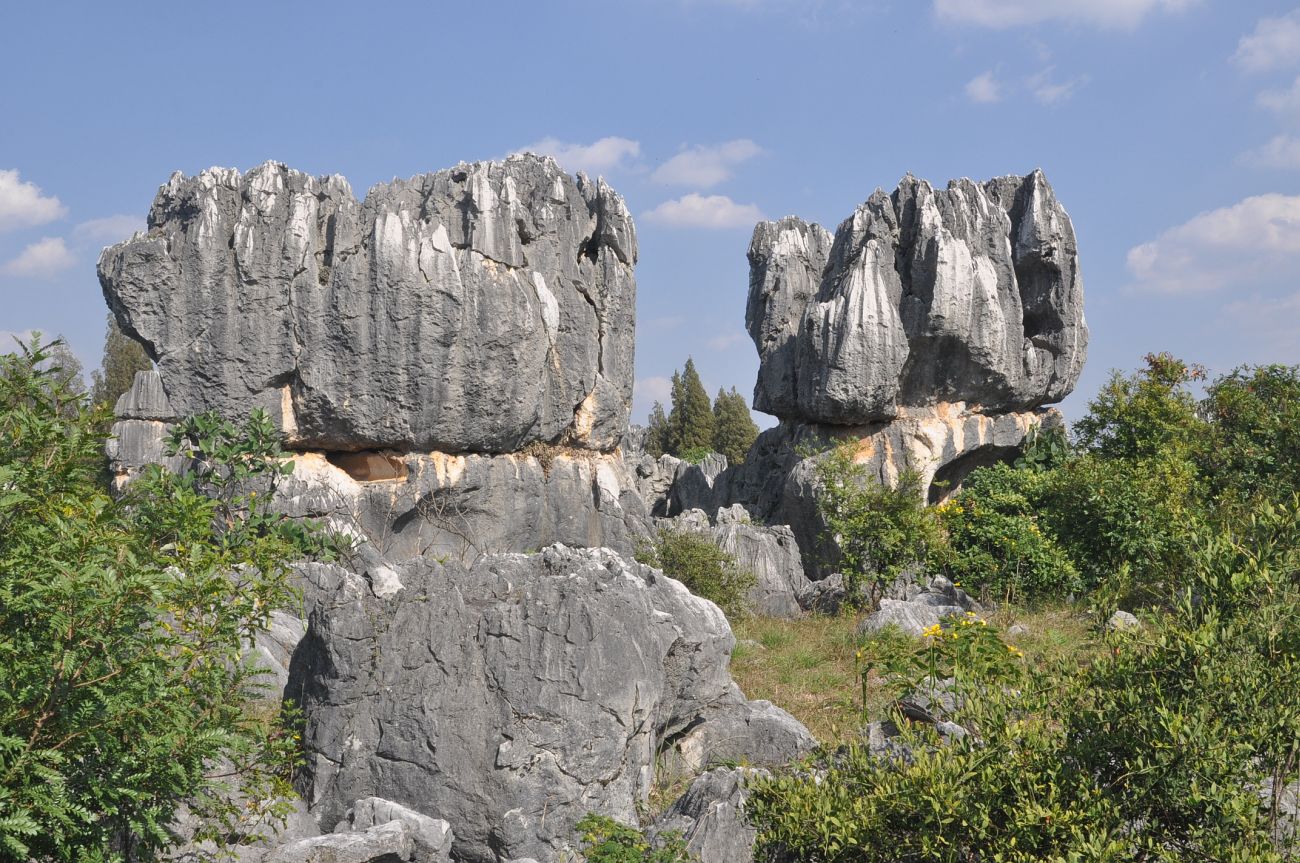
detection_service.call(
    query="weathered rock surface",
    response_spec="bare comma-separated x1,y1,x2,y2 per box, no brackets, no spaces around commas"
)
651,768,765,863
747,171,1086,424
658,506,811,618
335,798,453,863
857,576,981,637
262,820,413,863
288,545,815,863
99,155,636,454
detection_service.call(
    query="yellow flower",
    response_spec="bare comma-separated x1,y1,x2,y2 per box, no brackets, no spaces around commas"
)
922,623,943,639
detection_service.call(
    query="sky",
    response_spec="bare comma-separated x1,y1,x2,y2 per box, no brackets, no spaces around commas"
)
2,0,1299,426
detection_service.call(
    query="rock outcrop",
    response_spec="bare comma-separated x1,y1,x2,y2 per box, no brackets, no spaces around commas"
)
747,171,1086,423
288,545,813,863
99,155,635,454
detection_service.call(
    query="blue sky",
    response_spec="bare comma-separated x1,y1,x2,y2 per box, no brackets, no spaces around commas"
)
2,0,1299,426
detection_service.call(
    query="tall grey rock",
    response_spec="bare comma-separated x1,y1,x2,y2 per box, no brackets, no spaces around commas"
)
98,155,636,453
288,545,814,863
747,170,1086,423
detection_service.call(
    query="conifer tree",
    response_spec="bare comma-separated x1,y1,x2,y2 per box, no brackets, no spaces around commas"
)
90,313,152,408
667,358,715,455
645,401,670,458
712,386,759,465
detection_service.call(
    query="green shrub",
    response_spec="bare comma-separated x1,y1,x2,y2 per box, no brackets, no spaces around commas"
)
636,529,755,619
0,340,336,861
1200,363,1300,508
575,814,695,863
677,445,714,465
749,498,1300,862
937,464,1081,602
812,442,948,607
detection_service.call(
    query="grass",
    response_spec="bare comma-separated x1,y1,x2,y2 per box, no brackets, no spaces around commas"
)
728,603,1101,746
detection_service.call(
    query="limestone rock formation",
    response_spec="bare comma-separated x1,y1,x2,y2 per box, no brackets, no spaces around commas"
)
651,768,765,863
98,155,636,454
747,170,1086,423
289,545,814,863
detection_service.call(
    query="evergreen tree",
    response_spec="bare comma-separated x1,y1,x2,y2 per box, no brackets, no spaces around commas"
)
667,358,715,455
90,313,152,408
645,401,670,458
712,386,759,465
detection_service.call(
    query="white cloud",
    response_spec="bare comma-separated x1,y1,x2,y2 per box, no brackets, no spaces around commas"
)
1258,76,1300,119
642,194,763,229
2,237,76,279
0,170,66,233
1029,67,1089,105
514,136,641,176
1234,10,1300,73
633,375,673,422
1240,134,1300,169
651,139,763,187
0,330,36,353
964,71,1002,104
1127,194,1300,293
707,330,749,352
74,214,145,245
934,0,1195,30
1221,291,1300,357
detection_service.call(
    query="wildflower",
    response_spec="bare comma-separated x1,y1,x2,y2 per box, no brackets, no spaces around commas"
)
922,623,943,639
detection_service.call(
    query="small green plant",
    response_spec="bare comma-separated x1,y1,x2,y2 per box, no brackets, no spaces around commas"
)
812,442,947,607
574,814,695,863
636,529,754,619
676,445,714,465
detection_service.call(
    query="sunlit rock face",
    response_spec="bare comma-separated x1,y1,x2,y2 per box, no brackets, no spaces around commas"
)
98,154,636,454
747,170,1087,424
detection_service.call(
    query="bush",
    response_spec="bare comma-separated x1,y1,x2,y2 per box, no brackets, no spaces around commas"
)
575,814,695,863
812,442,947,607
1201,364,1300,508
0,340,336,861
636,528,755,619
748,499,1300,861
937,464,1082,602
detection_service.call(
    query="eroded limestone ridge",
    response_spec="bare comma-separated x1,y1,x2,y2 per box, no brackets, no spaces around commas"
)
98,154,637,454
746,170,1088,424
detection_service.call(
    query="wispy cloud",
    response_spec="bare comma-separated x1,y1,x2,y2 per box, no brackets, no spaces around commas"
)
633,375,673,422
707,330,749,352
513,136,641,176
934,0,1196,31
1240,134,1300,170
651,140,763,187
964,71,1002,104
1028,67,1089,105
74,214,145,245
1257,76,1300,120
0,169,66,233
642,194,763,229
1127,194,1300,293
1234,9,1300,73
2,237,75,279
1221,290,1300,357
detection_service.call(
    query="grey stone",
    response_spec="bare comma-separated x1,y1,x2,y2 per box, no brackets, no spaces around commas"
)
98,155,636,454
1106,610,1141,632
263,820,414,863
658,507,811,619
271,450,650,566
659,699,816,786
857,576,981,637
651,767,765,863
336,798,452,863
113,369,175,420
746,171,1087,424
288,545,814,863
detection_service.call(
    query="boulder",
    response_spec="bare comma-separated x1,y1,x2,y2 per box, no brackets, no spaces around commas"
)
857,576,981,637
288,545,814,863
98,155,636,454
651,767,765,863
262,821,414,863
747,171,1086,423
335,798,453,863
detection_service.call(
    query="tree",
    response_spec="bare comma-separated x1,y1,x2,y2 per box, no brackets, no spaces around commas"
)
644,401,670,458
666,358,714,457
711,387,758,465
0,339,337,861
90,314,152,409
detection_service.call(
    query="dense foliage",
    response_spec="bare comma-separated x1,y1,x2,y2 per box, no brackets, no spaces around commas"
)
750,498,1300,861
644,361,759,465
811,445,945,606
0,340,336,862
635,528,755,619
